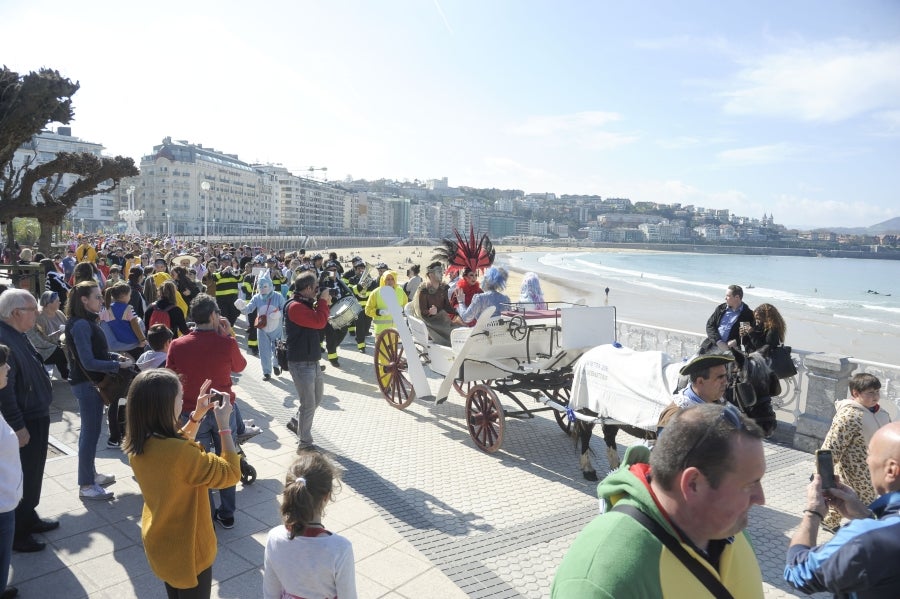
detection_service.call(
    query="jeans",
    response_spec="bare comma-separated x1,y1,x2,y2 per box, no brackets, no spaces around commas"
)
182,409,238,519
288,360,323,446
72,381,104,487
0,509,13,589
256,326,281,375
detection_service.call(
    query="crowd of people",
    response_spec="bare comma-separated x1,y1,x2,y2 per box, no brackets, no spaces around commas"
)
2,236,898,598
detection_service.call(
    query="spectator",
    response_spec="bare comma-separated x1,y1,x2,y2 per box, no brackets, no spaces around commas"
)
0,344,23,598
785,421,900,597
103,282,148,360
167,294,246,529
820,373,892,531
700,284,754,354
552,403,766,598
40,258,70,310
26,291,70,380
145,281,189,338
125,369,240,598
403,264,421,300
264,453,356,599
741,303,787,357
284,272,330,452
65,281,128,493
136,325,174,371
0,289,57,553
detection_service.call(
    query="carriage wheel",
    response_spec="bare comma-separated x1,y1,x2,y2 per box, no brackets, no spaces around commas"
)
374,329,415,409
549,386,573,434
453,378,494,398
465,384,505,453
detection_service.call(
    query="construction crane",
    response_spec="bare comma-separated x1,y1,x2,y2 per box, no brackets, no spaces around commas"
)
307,166,328,181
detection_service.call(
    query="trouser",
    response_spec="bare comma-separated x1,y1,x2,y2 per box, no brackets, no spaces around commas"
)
183,409,238,519
13,415,49,541
0,509,12,590
354,311,372,350
246,309,258,349
288,360,324,447
107,398,125,444
164,565,212,599
257,327,280,375
215,295,240,326
324,323,348,361
72,382,104,487
43,346,70,379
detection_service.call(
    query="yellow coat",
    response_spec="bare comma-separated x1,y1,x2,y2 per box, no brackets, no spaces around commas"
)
130,437,241,589
364,270,408,334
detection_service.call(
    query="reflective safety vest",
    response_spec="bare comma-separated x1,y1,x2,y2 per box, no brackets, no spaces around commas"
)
214,272,240,296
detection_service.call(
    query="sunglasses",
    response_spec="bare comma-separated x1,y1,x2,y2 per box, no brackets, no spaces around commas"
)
679,404,745,472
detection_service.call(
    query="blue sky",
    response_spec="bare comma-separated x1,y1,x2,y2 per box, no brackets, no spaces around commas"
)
2,0,899,229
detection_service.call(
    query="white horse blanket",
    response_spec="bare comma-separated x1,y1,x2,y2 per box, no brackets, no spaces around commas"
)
570,344,683,431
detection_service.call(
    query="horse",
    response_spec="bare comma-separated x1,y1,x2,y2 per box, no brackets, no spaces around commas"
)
572,349,778,481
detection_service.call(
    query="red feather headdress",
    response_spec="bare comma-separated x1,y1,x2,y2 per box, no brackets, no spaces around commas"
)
432,226,495,275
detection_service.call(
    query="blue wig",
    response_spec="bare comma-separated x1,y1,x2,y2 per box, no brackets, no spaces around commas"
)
481,267,508,292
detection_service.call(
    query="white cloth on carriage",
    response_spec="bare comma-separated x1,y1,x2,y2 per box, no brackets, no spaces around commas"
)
570,344,682,431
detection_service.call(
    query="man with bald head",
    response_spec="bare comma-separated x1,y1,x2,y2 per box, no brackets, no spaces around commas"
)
785,421,900,597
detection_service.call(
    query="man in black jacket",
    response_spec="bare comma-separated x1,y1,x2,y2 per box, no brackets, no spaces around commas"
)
700,284,754,354
0,289,56,553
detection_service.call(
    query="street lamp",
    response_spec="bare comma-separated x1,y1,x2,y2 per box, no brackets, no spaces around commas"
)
119,184,145,236
201,180,211,240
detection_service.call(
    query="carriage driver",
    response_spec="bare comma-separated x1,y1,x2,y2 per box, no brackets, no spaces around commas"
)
657,353,734,433
319,260,354,368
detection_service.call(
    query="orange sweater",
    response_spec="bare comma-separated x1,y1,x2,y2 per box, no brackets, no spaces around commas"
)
130,436,241,589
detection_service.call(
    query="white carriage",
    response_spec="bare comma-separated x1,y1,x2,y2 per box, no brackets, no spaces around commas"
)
373,299,617,453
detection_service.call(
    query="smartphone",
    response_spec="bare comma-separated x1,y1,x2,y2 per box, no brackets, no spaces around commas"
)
209,389,226,407
816,449,835,489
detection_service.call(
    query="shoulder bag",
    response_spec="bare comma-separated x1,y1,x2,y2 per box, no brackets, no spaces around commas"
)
768,345,797,379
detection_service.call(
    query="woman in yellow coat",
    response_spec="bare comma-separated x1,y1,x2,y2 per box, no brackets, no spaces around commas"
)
124,369,241,597
364,269,408,335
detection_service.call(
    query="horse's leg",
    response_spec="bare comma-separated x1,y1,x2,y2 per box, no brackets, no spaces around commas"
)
601,424,621,470
574,420,598,481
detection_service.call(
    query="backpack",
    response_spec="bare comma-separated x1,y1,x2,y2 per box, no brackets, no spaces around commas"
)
147,303,176,330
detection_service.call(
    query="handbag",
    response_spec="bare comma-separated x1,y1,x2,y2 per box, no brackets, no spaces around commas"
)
769,345,797,379
94,367,138,406
255,297,272,329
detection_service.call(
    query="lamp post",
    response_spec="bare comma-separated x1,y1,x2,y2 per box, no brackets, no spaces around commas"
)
201,180,211,240
119,184,144,236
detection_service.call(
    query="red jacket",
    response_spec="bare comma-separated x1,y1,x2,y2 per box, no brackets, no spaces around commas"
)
167,329,247,412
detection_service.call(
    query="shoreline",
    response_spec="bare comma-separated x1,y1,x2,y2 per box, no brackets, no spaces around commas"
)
330,245,898,365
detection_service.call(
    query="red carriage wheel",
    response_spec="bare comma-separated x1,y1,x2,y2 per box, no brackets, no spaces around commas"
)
374,329,415,409
453,378,493,397
465,384,505,453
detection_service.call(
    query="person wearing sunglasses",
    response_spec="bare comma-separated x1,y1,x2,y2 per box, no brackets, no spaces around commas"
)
553,403,767,598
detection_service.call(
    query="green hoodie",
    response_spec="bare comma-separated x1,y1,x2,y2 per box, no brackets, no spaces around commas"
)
551,452,763,599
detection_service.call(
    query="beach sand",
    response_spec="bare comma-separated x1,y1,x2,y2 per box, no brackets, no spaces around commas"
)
329,245,896,364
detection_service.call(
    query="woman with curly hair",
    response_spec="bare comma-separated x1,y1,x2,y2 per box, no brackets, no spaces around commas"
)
741,302,786,356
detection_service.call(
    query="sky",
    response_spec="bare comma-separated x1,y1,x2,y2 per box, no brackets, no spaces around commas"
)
2,0,899,229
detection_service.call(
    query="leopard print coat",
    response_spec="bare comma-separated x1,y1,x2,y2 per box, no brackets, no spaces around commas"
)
821,399,892,529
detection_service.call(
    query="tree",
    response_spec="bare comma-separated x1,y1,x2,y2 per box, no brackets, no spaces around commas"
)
0,66,139,252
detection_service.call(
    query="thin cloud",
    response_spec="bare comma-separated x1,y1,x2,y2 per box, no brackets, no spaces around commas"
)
717,143,803,166
511,111,638,150
721,39,900,122
433,0,453,35
772,194,897,229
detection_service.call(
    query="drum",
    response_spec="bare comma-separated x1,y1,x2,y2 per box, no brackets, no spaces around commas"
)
329,296,362,329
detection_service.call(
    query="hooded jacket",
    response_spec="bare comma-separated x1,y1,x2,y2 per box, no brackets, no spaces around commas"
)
552,457,763,598
364,270,408,333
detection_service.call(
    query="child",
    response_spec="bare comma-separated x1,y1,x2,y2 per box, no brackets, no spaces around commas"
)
136,324,174,370
263,453,357,599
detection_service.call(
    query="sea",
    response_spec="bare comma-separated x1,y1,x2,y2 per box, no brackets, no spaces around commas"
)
504,250,900,338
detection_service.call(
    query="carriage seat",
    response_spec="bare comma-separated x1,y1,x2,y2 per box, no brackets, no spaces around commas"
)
404,302,432,348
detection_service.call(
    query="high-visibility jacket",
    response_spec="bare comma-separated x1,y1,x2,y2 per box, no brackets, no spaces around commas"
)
214,271,240,296
364,271,408,334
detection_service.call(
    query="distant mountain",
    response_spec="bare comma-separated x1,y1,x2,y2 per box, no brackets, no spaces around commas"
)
816,217,900,235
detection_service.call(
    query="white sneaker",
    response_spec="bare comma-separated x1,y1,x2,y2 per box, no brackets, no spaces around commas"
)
80,484,114,500
243,419,255,427
95,473,116,487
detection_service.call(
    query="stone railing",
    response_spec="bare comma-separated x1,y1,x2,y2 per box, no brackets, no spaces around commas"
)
615,319,900,453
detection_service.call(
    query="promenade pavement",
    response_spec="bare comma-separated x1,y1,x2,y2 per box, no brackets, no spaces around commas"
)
9,317,821,598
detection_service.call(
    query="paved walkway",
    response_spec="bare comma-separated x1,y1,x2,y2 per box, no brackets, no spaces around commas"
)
9,320,818,598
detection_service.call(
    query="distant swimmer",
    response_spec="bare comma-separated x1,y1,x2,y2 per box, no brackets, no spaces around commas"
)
747,283,754,289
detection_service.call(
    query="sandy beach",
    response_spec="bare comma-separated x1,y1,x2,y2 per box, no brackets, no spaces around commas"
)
328,244,896,365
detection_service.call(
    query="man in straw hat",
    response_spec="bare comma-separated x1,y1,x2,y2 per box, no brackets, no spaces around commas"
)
657,353,734,432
